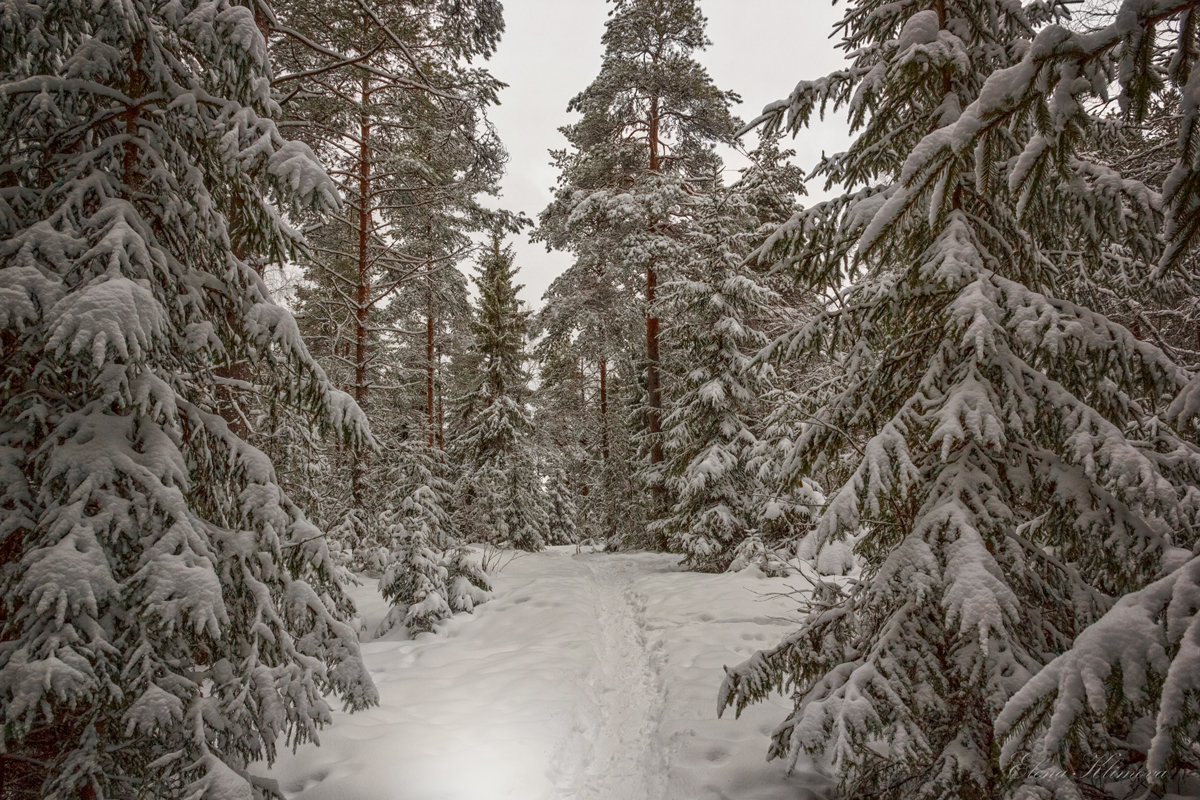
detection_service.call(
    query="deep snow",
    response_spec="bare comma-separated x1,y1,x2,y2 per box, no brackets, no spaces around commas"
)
267,546,832,800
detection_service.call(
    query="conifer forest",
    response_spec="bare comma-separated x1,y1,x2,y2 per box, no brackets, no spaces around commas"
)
5,0,1200,798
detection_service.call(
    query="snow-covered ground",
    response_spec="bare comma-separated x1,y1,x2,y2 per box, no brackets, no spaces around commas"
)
267,546,832,800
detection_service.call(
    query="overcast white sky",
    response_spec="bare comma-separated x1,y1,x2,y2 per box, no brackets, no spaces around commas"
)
483,0,851,308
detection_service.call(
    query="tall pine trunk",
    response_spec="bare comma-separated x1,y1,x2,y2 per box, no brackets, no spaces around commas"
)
426,279,436,449
646,96,667,543
352,72,372,505
424,217,438,450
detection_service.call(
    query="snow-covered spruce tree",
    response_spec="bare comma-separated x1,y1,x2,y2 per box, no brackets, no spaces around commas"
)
377,505,453,635
651,179,780,572
543,463,582,545
746,388,835,573
971,7,1200,797
328,507,389,573
0,1,379,796
719,2,1200,798
1058,90,1200,367
742,375,841,578
453,233,546,551
717,133,831,574
727,132,813,342
377,444,490,635
536,0,739,537
442,543,491,614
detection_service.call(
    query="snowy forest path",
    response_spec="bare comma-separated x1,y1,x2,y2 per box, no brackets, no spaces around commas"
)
550,554,670,800
266,546,828,800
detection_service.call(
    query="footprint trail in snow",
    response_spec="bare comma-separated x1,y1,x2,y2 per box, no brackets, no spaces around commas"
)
552,556,669,800
266,546,829,800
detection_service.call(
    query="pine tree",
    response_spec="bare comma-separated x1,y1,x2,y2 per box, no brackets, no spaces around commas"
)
536,0,739,539
0,1,378,795
273,0,510,510
400,256,476,452
454,233,547,551
719,2,1200,798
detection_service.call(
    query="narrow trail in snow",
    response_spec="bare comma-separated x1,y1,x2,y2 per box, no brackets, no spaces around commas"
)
553,554,669,800
267,547,819,800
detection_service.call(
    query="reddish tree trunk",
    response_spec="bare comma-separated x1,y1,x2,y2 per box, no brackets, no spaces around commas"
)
425,218,437,449
352,74,372,503
426,307,436,449
646,97,667,537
